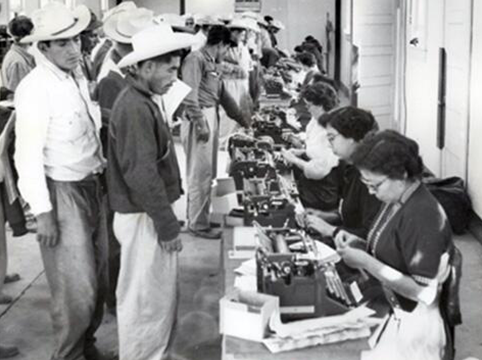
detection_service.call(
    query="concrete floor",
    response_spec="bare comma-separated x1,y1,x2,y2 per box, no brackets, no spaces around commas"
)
1,146,482,360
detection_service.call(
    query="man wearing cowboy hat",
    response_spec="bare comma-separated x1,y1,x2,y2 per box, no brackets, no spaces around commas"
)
181,25,251,239
96,6,155,315
107,23,195,360
14,3,108,360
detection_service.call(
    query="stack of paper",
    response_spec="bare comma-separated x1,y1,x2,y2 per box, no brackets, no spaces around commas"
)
228,227,258,259
262,306,381,353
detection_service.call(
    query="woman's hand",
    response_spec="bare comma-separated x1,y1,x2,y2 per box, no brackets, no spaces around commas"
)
281,148,299,164
334,229,366,250
305,214,335,236
337,247,368,269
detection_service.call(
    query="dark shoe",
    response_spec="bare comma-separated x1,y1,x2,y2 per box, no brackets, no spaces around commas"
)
0,345,19,359
0,294,13,305
189,228,223,240
4,274,21,284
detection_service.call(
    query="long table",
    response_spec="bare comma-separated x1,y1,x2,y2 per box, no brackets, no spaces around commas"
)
220,228,371,360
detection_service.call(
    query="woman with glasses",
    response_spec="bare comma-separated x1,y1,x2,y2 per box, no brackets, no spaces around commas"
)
281,81,341,212
335,130,454,360
305,106,381,239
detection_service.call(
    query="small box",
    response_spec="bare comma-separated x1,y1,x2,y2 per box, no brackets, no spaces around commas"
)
220,290,279,342
211,178,238,215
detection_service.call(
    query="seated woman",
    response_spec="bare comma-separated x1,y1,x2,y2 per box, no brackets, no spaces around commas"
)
305,106,381,238
336,130,454,360
297,51,320,91
281,81,340,212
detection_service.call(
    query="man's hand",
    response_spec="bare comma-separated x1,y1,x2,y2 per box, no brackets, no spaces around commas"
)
36,211,59,247
159,238,183,253
195,118,210,142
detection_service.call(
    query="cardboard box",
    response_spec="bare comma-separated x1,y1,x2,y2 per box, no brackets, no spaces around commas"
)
220,290,279,342
211,178,238,215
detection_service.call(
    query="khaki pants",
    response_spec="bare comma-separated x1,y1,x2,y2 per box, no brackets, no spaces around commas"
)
180,107,219,231
114,212,178,360
42,178,107,360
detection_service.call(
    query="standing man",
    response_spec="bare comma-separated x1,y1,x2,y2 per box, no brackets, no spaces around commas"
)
107,24,195,360
14,3,107,360
181,25,251,239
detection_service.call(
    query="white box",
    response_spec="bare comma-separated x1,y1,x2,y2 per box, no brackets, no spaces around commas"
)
211,178,238,215
220,290,279,342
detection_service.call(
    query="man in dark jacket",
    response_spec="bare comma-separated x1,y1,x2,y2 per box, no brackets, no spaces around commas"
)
107,24,195,360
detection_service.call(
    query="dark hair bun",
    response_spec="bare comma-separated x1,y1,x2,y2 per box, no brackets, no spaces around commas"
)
324,106,378,141
352,130,424,180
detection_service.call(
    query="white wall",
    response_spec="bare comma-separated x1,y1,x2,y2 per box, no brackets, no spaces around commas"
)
468,0,482,217
404,0,444,175
340,0,352,91
134,0,180,14
186,0,234,17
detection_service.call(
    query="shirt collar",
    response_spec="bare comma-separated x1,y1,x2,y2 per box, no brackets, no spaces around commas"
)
201,48,216,63
398,180,421,205
39,56,77,81
126,74,153,98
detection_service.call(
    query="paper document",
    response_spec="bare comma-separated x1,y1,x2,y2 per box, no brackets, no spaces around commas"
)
234,275,257,292
234,258,257,276
269,305,377,338
162,80,191,121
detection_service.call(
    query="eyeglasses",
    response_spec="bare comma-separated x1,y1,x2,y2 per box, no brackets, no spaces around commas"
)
361,176,389,192
326,133,340,143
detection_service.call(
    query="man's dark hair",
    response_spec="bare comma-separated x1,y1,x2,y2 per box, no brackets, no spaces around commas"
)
8,16,33,42
324,106,378,141
264,15,274,23
301,82,339,112
297,51,316,68
138,50,184,68
293,45,303,53
352,130,424,180
206,25,232,46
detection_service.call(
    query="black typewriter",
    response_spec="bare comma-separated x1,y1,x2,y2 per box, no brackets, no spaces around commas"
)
254,224,365,321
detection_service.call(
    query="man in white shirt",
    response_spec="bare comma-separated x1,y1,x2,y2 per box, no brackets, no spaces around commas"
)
14,4,107,360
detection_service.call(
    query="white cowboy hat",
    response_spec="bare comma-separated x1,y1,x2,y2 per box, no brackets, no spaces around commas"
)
118,23,196,68
270,19,285,30
196,15,223,26
155,13,195,33
104,8,155,44
240,18,260,33
21,2,90,43
102,1,137,22
227,18,251,31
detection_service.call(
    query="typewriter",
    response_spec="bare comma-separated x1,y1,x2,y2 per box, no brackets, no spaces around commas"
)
254,224,364,321
229,147,277,191
243,177,297,227
252,108,297,145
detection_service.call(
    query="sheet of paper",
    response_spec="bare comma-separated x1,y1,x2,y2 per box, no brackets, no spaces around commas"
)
234,258,257,276
234,275,257,292
269,305,377,338
162,80,191,120
262,325,371,353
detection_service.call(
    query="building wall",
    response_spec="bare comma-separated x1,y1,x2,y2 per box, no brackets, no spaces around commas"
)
469,0,482,217
134,0,180,14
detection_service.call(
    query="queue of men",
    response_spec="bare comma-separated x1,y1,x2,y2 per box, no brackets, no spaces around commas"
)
0,2,295,360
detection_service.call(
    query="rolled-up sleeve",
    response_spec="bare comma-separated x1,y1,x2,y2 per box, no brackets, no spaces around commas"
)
14,78,52,216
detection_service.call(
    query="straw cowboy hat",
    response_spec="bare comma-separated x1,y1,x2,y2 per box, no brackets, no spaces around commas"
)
21,2,91,43
155,13,195,33
227,18,254,31
104,8,155,44
196,15,223,26
118,23,197,68
102,1,137,22
270,19,285,30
